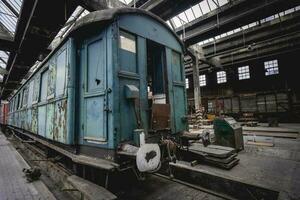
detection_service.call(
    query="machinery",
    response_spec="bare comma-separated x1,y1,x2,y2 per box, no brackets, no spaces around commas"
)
213,117,244,151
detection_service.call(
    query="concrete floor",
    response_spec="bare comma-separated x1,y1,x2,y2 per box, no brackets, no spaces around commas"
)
190,134,300,200
0,132,56,200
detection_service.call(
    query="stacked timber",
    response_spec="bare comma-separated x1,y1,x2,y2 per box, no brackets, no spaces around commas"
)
188,143,239,169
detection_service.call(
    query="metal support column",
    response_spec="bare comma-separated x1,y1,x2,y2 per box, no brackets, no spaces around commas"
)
193,55,201,110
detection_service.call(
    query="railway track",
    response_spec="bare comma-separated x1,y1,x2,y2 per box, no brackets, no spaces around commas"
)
6,129,229,200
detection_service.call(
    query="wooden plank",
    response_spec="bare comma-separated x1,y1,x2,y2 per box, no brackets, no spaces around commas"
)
67,175,117,200
191,143,236,153
189,144,234,158
246,141,274,147
205,153,238,164
205,158,240,170
243,131,298,139
242,126,299,133
203,144,236,152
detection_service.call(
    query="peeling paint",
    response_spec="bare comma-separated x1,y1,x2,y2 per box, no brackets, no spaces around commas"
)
46,103,55,140
54,99,67,143
31,107,38,134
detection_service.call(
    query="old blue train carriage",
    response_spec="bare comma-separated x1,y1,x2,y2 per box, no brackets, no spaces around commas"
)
7,8,187,170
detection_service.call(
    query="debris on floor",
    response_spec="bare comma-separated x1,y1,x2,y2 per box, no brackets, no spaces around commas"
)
23,167,41,182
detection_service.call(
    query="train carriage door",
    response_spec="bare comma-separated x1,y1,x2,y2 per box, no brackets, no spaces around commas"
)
79,34,107,144
167,49,187,133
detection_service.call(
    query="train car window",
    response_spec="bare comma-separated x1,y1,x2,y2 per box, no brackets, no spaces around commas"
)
119,30,137,73
28,81,34,107
22,87,28,107
17,93,21,110
56,49,67,97
87,39,105,92
40,70,49,102
172,51,182,82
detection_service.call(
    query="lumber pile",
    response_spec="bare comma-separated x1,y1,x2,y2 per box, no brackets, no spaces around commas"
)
188,143,239,169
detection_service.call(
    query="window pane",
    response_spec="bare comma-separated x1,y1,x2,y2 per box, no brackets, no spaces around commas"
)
264,59,279,76
28,81,34,106
217,71,227,84
120,31,136,53
185,78,189,89
22,87,28,107
238,66,250,80
56,49,67,96
48,63,55,96
40,70,49,102
199,74,206,86
172,51,182,82
119,31,137,73
87,39,105,92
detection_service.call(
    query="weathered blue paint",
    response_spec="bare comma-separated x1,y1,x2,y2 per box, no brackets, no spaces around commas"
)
78,30,109,147
6,10,187,158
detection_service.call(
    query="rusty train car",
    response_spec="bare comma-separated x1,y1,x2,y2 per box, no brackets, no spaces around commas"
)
0,102,9,125
4,8,191,173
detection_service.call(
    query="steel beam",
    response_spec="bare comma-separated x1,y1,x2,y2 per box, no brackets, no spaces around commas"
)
219,32,300,65
78,0,124,11
202,12,300,58
177,0,300,46
185,33,300,75
1,0,78,99
139,0,203,20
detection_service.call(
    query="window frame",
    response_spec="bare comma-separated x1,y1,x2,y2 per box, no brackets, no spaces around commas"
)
185,78,189,89
27,80,34,107
55,48,67,97
238,65,250,80
216,71,227,84
264,59,279,76
39,68,49,103
118,29,137,73
199,74,206,87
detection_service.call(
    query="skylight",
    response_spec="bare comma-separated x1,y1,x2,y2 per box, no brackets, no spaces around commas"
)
0,51,9,69
170,0,229,29
0,0,22,35
119,0,133,5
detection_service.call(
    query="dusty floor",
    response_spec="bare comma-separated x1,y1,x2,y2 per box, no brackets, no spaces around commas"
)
0,132,56,200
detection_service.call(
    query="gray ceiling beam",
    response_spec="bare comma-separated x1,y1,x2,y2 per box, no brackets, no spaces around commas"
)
78,0,125,11
138,0,203,20
177,0,300,46
184,32,300,74
218,32,300,65
202,12,300,58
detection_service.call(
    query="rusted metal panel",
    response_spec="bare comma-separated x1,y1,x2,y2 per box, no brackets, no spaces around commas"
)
46,103,55,140
151,104,170,130
54,99,67,143
31,107,38,134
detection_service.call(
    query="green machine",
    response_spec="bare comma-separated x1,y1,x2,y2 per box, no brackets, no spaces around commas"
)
213,117,244,151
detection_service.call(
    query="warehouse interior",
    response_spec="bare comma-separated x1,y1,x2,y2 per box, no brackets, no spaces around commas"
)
0,0,300,200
